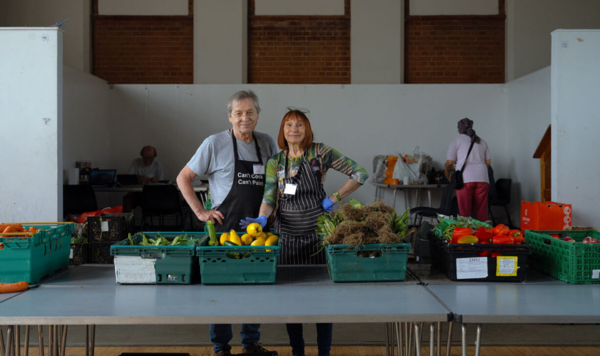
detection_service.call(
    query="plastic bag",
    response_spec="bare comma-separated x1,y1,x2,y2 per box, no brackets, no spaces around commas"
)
393,146,432,184
372,155,388,183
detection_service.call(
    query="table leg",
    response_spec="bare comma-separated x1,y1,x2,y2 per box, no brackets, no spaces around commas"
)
395,322,403,356
38,326,44,356
16,325,20,356
445,321,453,356
4,326,12,356
429,323,435,356
0,325,4,356
393,189,397,210
414,323,422,356
24,326,30,356
428,190,432,207
404,322,410,356
436,322,441,356
60,326,68,356
85,326,88,356
461,324,467,356
474,324,481,356
90,325,96,356
385,323,390,356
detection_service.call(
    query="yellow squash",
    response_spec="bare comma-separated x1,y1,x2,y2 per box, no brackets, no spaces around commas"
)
229,230,242,246
250,238,266,246
241,234,253,246
265,234,279,246
219,232,230,246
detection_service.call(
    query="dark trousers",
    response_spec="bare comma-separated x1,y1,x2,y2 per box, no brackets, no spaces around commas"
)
286,323,333,356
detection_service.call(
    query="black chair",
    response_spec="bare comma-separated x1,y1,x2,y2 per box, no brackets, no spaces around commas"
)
63,184,98,219
410,182,456,226
141,185,183,231
488,178,513,227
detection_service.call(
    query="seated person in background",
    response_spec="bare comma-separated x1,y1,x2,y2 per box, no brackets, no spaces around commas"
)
124,145,165,212
129,145,165,184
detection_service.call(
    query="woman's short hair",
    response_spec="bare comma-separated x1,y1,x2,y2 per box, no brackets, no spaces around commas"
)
227,90,261,116
277,110,314,150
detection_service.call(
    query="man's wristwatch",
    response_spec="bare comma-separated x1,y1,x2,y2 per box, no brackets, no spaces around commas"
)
333,192,342,203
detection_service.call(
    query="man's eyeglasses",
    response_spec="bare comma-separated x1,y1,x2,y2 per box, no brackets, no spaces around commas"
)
286,106,310,119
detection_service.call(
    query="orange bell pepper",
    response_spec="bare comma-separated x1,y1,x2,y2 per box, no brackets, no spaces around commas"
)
456,236,479,244
491,224,510,236
492,235,515,244
509,229,524,244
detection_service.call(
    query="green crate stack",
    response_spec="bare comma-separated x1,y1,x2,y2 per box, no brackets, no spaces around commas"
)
525,229,600,284
111,232,204,284
0,223,74,283
325,243,411,282
196,232,280,284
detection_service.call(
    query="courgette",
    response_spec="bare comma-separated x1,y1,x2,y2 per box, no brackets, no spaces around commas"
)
224,240,239,246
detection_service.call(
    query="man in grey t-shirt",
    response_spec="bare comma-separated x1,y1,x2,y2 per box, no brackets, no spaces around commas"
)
176,90,276,356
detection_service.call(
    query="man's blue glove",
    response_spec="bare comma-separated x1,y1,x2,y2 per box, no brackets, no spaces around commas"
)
321,197,335,213
239,215,267,229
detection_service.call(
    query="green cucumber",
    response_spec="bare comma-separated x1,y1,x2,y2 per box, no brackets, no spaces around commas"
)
224,240,239,246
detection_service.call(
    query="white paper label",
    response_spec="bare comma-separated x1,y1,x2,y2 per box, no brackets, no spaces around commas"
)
592,269,600,279
284,183,297,195
456,257,488,279
102,221,109,232
253,164,265,175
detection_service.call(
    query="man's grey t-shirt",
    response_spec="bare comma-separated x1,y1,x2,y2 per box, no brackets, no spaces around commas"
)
187,129,278,209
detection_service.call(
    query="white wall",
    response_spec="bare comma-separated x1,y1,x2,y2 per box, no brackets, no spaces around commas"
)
194,1,247,84
0,28,63,222
506,0,600,82
351,0,403,84
62,66,112,175
104,84,507,209
0,0,91,73
551,30,600,227
505,67,551,222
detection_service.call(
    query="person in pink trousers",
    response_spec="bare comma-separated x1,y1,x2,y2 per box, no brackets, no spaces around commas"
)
445,118,492,221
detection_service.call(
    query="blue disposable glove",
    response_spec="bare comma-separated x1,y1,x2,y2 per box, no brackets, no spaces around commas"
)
321,197,335,213
239,215,267,229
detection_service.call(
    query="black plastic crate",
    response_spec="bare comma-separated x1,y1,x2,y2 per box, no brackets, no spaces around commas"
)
70,243,89,265
428,231,531,282
88,213,134,242
89,242,114,264
233,353,278,356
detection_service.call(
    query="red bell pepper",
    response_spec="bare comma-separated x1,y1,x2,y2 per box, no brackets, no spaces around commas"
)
491,224,510,236
492,235,515,244
452,227,474,242
490,251,502,258
509,229,524,244
477,250,491,257
474,230,493,243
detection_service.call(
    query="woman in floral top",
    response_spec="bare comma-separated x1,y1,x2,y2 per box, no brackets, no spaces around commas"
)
240,108,368,356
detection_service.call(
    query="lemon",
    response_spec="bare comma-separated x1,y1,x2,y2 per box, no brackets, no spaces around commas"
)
247,222,263,237
229,230,242,246
219,232,230,246
241,234,253,246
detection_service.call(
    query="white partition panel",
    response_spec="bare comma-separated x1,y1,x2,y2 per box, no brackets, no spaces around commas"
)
0,28,63,222
551,30,600,227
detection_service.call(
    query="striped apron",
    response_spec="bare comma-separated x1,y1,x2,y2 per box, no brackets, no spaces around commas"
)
275,155,327,265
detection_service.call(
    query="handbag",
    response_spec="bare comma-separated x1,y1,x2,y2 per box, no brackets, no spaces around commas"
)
453,140,476,190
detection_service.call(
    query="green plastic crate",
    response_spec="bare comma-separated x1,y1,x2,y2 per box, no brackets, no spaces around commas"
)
525,230,600,284
0,223,75,283
110,232,204,284
325,243,411,282
196,232,280,284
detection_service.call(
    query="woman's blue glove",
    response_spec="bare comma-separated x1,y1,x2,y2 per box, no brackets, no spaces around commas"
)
239,215,267,229
321,197,335,213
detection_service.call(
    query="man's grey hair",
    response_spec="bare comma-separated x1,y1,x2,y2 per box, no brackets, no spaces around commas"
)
227,90,261,116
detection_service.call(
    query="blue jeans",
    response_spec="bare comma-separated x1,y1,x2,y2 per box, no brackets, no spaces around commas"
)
286,323,333,356
210,323,261,353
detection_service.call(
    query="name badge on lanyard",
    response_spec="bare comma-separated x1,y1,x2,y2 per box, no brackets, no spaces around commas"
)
284,183,298,195
253,164,265,175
